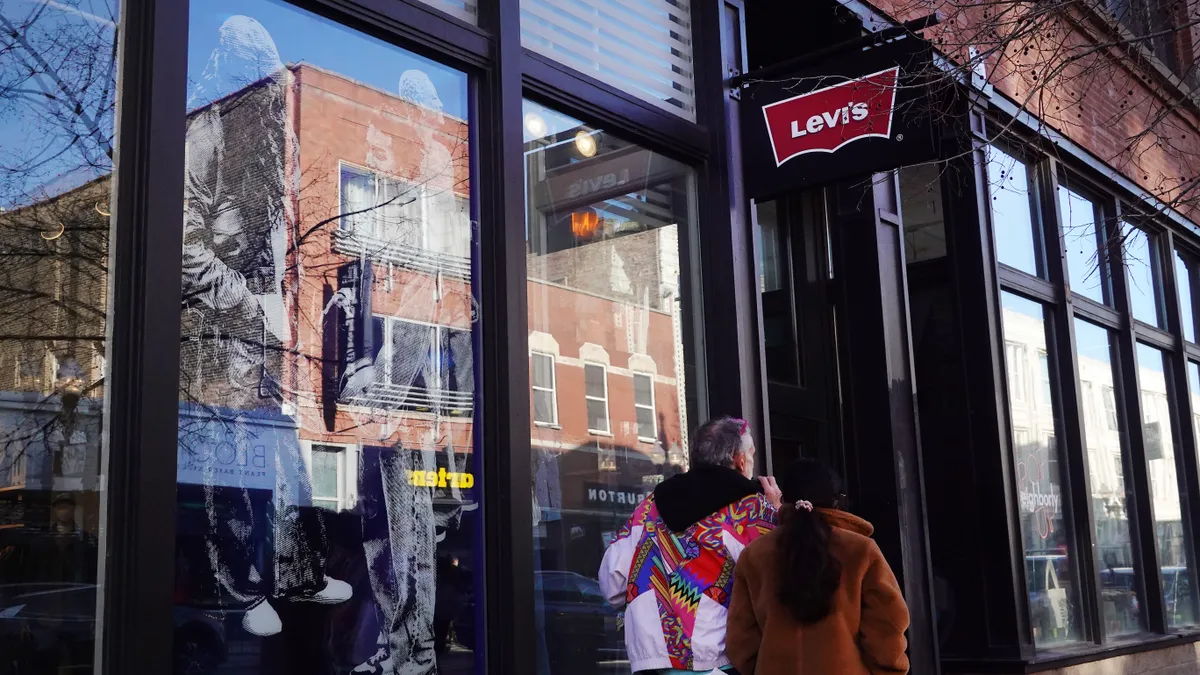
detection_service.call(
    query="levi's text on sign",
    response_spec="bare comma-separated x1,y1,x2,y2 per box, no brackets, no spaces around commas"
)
762,67,899,167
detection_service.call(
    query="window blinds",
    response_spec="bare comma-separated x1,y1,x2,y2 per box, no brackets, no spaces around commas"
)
521,0,695,121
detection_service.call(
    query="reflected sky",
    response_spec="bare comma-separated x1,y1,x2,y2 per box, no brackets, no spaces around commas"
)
989,146,1040,276
1074,318,1113,366
1178,253,1196,343
187,0,467,118
1124,222,1161,327
1059,186,1104,304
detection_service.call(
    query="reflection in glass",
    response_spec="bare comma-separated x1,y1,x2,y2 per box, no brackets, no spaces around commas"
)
0,1,117,670
899,163,947,262
1177,251,1196,343
1075,318,1145,635
1136,343,1196,626
988,147,1041,276
1124,223,1162,327
756,200,783,293
1059,186,1106,304
177,2,479,672
524,99,697,675
1000,293,1082,645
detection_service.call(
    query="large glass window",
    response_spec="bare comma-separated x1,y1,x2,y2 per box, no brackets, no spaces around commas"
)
1177,251,1197,343
524,99,697,675
0,1,118,671
1000,293,1082,645
899,163,947,263
1136,343,1196,627
989,147,1042,277
1124,222,1164,327
520,0,695,120
1075,318,1145,635
176,3,479,672
1059,185,1107,304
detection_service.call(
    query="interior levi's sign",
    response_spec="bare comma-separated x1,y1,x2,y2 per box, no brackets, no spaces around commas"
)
741,37,937,200
762,67,899,166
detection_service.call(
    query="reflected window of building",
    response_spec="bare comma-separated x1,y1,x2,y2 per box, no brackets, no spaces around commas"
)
176,1,480,671
524,98,697,675
1000,292,1083,645
1124,222,1164,327
899,163,947,263
1135,343,1196,626
1074,318,1145,636
0,0,118,670
989,146,1043,277
520,0,695,120
533,352,559,425
1006,341,1030,402
1059,184,1108,304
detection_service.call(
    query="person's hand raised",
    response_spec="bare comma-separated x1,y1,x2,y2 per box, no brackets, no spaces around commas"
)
759,476,783,509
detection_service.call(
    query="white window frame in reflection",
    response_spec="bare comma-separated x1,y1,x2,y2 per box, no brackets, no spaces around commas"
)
633,371,656,442
584,362,611,435
1006,341,1029,402
532,351,559,426
374,314,474,415
306,442,350,511
1103,386,1120,431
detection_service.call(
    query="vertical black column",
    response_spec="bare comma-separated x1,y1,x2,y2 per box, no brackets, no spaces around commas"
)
477,0,535,673
100,0,188,671
829,171,939,675
693,0,762,442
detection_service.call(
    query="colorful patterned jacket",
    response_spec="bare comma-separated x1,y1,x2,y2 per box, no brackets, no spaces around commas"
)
599,478,778,673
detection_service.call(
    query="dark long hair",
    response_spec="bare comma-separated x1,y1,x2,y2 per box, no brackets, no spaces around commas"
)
777,458,843,624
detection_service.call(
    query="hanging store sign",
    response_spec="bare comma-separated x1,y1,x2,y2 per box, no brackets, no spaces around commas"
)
741,36,938,201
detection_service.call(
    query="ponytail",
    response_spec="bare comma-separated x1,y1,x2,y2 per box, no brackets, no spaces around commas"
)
776,459,844,624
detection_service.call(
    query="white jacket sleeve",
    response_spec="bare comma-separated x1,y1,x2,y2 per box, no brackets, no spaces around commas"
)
598,526,641,609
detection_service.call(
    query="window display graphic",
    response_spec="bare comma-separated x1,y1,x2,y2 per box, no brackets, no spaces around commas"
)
175,3,479,674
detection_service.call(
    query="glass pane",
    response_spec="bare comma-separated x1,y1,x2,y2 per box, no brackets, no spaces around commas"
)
1124,222,1163,327
525,99,696,675
520,0,694,120
756,200,783,292
584,365,606,399
0,1,117,669
534,391,555,425
636,407,656,440
1136,343,1196,626
310,448,339,501
634,374,653,407
1178,251,1196,343
1059,186,1106,304
1074,318,1145,635
178,3,479,671
988,147,1041,276
900,163,947,263
532,354,554,389
1000,293,1083,645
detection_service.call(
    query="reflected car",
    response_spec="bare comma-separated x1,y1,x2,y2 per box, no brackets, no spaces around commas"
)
0,582,96,672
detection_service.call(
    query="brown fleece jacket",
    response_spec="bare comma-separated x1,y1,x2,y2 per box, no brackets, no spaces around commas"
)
726,509,910,675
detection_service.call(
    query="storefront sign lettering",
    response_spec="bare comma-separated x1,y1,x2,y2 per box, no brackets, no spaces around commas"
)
1019,489,1062,515
586,486,646,506
566,168,630,199
762,67,899,167
409,468,475,489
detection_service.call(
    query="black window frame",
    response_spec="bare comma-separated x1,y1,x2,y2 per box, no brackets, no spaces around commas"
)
101,0,748,672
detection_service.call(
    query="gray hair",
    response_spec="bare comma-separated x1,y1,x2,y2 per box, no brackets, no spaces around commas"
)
690,416,751,468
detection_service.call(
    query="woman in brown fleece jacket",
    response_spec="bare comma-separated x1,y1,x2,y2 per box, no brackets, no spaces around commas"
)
726,459,910,675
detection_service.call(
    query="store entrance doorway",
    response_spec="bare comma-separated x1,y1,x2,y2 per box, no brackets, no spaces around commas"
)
753,189,842,475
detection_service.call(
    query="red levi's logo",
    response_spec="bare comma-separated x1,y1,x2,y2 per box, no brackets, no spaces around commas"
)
761,66,900,167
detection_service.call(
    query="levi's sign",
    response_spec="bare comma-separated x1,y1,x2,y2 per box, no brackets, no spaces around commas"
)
762,67,899,167
741,37,938,201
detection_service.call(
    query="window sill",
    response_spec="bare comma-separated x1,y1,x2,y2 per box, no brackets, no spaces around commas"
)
534,422,562,430
942,630,1200,673
638,437,658,444
589,430,614,438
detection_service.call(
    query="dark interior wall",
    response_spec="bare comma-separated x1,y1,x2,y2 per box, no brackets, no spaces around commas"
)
744,0,862,71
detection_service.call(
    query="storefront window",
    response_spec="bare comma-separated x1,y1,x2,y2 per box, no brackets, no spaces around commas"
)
1059,185,1107,304
524,99,697,675
1135,343,1196,627
1124,222,1163,327
988,146,1042,277
899,163,947,262
1074,318,1145,636
1000,293,1082,645
520,0,695,120
1176,251,1196,343
0,0,117,671
176,2,479,672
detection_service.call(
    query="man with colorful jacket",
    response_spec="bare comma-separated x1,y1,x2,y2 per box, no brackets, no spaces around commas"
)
599,417,783,675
